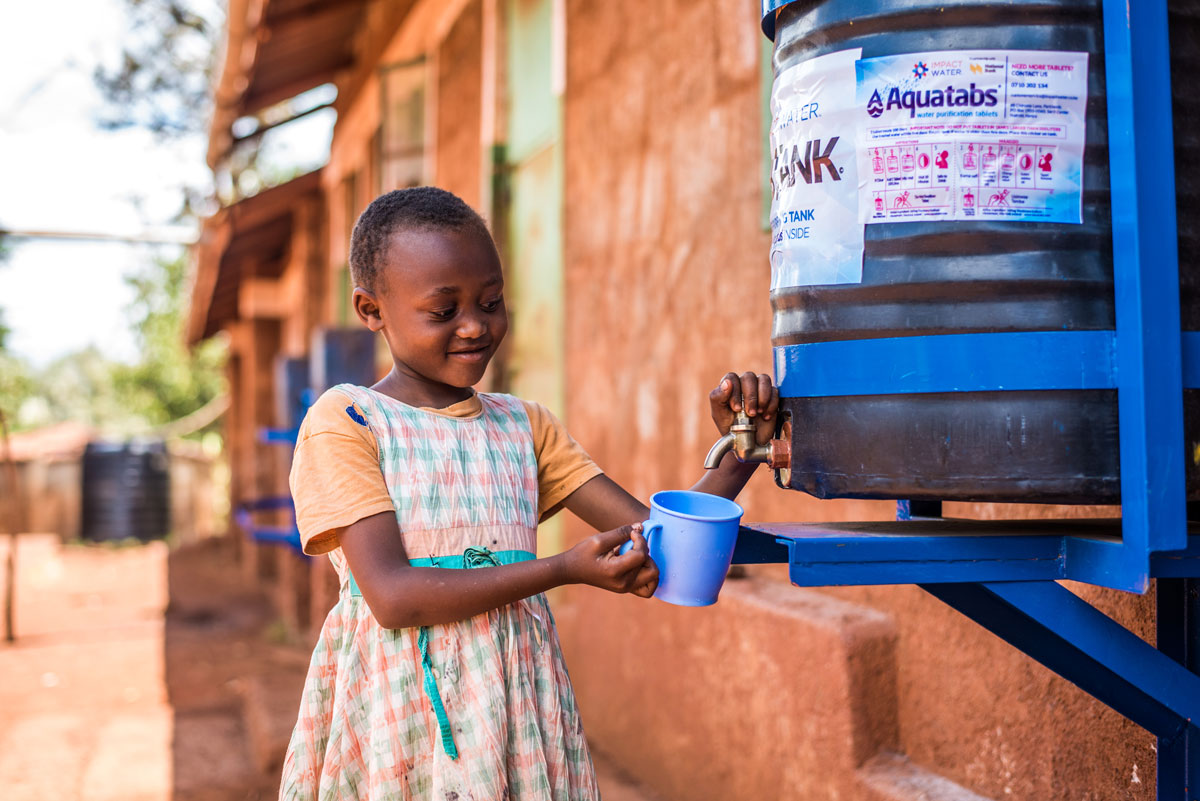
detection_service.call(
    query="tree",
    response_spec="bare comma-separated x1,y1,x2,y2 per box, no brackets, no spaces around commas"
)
93,0,298,209
0,252,225,436
93,0,222,137
89,2,229,433
0,233,27,423
0,354,31,429
0,232,9,351
26,348,132,431
109,252,226,430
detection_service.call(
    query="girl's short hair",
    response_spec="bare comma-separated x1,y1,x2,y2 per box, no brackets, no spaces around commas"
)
349,187,493,292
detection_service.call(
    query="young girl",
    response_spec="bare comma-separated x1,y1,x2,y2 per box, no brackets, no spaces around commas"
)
279,187,778,800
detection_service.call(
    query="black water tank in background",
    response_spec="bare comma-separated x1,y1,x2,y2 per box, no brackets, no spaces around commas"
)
310,327,379,392
275,355,311,428
81,441,170,542
771,0,1199,503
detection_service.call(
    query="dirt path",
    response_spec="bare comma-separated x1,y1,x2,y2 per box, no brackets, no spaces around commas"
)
0,535,657,801
0,536,280,800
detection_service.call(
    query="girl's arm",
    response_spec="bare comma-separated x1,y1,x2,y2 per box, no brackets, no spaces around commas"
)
340,511,652,629
561,370,778,532
690,371,778,498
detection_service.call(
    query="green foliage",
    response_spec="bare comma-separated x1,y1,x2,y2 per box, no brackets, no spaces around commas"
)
0,352,32,424
0,233,9,352
0,233,20,416
93,0,221,136
22,347,134,431
108,253,226,428
0,253,225,435
0,4,231,435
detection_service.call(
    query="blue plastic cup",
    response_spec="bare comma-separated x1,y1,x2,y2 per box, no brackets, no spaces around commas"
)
621,490,744,607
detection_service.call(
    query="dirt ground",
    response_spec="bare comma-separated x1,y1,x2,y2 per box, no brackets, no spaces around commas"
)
0,534,656,801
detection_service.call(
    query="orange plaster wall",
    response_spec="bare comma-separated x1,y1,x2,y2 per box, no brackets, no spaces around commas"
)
435,0,484,210
557,0,1156,799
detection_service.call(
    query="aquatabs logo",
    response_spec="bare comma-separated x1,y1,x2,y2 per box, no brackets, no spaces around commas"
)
867,90,885,118
773,137,841,192
865,83,999,119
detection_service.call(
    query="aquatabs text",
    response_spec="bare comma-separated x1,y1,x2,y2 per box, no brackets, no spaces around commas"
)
867,83,1000,119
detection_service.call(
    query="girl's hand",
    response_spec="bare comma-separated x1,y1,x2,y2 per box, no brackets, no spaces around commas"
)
710,371,779,446
563,523,659,597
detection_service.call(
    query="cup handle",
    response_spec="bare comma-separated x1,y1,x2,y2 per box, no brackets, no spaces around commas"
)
642,521,662,553
619,520,661,555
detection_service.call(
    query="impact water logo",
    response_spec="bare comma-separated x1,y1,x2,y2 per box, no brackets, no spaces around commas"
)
867,89,884,118
912,61,929,79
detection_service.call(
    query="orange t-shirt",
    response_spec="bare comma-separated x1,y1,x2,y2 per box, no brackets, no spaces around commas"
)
289,388,603,555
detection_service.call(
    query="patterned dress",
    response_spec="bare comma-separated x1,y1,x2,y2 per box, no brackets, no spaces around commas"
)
279,385,600,800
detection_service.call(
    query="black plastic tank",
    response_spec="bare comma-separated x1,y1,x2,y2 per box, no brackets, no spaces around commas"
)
81,441,171,542
275,355,311,428
769,0,1199,503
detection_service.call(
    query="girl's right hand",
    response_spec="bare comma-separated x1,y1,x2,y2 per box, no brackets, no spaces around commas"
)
563,523,659,597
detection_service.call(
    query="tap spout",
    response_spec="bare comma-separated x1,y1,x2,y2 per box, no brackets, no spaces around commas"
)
704,432,737,469
703,409,791,470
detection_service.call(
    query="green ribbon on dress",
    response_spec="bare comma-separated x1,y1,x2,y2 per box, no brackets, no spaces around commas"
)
347,547,536,760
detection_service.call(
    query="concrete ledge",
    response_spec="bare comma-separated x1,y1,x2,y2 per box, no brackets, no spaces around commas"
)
590,745,666,801
233,669,306,776
859,753,997,801
562,575,901,800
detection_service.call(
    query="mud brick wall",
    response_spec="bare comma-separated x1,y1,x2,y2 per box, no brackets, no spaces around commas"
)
555,0,1155,799
436,0,484,209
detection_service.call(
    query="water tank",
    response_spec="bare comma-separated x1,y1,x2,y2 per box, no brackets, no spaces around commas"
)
81,441,171,542
767,0,1198,503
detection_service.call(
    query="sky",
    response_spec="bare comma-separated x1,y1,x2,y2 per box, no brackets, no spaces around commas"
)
0,1,206,365
0,1,331,367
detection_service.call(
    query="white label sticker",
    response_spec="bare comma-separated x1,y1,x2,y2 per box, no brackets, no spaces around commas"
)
770,48,864,289
856,50,1088,224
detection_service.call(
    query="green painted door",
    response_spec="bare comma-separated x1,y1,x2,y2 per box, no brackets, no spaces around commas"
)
505,0,565,555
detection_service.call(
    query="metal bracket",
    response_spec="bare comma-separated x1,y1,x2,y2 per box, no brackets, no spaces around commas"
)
259,426,300,444
235,496,304,556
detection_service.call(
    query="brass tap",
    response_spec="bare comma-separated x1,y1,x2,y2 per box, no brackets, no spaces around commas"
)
703,431,736,469
703,410,791,470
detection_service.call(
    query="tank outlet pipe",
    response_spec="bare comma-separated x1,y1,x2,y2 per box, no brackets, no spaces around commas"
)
703,410,791,470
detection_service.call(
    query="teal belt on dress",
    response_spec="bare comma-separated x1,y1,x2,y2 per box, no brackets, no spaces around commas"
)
347,547,536,760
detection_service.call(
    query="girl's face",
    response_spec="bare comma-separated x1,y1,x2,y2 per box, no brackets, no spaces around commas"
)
353,226,507,406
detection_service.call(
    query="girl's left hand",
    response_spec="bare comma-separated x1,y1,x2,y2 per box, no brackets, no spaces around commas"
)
625,525,659,598
563,523,659,597
710,371,779,446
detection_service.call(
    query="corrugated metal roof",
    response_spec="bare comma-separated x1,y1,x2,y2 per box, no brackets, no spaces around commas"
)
207,0,369,168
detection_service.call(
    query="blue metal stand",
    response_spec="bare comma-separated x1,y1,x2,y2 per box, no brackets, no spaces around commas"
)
1156,577,1199,799
236,494,304,555
733,521,1200,586
752,0,1193,797
237,389,314,555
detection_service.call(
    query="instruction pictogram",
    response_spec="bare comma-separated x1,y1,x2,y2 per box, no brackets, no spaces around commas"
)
857,48,1088,224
